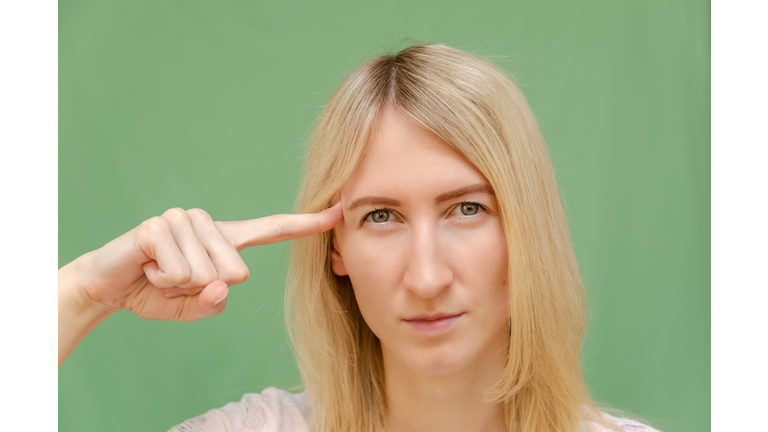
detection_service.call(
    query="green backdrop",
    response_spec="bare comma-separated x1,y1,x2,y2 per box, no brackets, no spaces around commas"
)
59,1,710,431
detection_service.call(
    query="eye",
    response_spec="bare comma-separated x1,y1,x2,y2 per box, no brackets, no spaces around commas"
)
459,202,480,215
364,208,394,224
451,201,486,218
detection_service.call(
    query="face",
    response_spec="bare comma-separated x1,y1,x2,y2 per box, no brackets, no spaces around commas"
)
330,108,510,376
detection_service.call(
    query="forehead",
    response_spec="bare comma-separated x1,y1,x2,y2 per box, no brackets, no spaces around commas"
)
342,109,489,197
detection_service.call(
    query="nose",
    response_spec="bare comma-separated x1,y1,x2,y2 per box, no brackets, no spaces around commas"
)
401,224,454,299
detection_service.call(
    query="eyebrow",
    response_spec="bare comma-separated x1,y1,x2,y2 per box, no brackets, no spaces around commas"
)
347,183,495,211
434,183,494,204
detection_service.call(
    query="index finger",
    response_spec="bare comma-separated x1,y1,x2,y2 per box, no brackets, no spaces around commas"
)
215,202,343,251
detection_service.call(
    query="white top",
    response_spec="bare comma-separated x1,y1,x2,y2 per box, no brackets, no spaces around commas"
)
168,387,660,432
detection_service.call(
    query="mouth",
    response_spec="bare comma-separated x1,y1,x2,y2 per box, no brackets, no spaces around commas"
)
403,313,464,336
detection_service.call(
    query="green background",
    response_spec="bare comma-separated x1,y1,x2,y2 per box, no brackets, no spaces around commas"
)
59,1,710,431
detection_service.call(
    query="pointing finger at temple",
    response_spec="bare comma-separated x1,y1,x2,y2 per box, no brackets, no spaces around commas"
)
214,202,343,251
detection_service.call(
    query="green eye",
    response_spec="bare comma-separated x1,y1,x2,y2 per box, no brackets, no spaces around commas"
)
370,209,391,223
460,203,479,215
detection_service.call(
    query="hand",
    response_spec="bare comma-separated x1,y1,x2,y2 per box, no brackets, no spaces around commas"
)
70,203,342,322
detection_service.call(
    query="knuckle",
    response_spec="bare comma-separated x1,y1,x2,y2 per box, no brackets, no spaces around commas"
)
162,207,188,222
223,265,249,285
142,216,169,234
237,267,250,284
169,265,192,285
193,269,218,287
186,208,212,222
274,224,294,242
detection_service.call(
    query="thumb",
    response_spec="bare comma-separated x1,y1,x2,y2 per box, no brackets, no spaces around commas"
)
183,280,229,321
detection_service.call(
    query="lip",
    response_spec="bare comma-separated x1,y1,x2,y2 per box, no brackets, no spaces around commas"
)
403,313,464,336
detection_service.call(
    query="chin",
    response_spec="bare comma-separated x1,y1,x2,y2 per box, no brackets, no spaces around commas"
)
400,344,473,376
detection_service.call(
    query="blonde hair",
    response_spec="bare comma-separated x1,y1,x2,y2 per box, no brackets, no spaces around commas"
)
286,44,616,432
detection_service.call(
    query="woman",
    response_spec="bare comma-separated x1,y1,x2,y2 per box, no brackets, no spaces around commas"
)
58,44,658,432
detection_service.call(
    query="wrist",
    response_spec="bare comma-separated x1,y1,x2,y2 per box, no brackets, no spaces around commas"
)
62,251,120,316
58,251,117,366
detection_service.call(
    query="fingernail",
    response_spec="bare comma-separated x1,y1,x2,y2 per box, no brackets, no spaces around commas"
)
212,294,227,307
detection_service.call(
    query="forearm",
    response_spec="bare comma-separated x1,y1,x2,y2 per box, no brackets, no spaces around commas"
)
58,253,116,367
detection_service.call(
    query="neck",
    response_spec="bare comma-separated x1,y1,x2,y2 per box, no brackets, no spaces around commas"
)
382,334,508,432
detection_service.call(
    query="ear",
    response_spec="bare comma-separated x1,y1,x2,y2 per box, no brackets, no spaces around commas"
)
330,233,348,276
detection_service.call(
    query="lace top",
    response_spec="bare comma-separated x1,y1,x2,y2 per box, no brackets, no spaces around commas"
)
169,387,660,432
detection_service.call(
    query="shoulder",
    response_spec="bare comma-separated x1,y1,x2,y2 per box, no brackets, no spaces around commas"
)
582,411,662,432
168,387,311,432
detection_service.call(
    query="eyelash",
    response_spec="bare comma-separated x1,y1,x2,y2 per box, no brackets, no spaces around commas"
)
359,201,488,227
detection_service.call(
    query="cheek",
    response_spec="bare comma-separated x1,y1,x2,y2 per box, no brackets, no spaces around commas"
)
447,223,509,318
448,222,507,283
338,234,405,324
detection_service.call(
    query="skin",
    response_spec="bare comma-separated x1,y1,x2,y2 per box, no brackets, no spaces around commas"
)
58,205,343,367
331,108,511,432
57,107,510,431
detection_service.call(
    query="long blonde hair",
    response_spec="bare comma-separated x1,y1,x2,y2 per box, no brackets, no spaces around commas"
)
286,44,613,432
